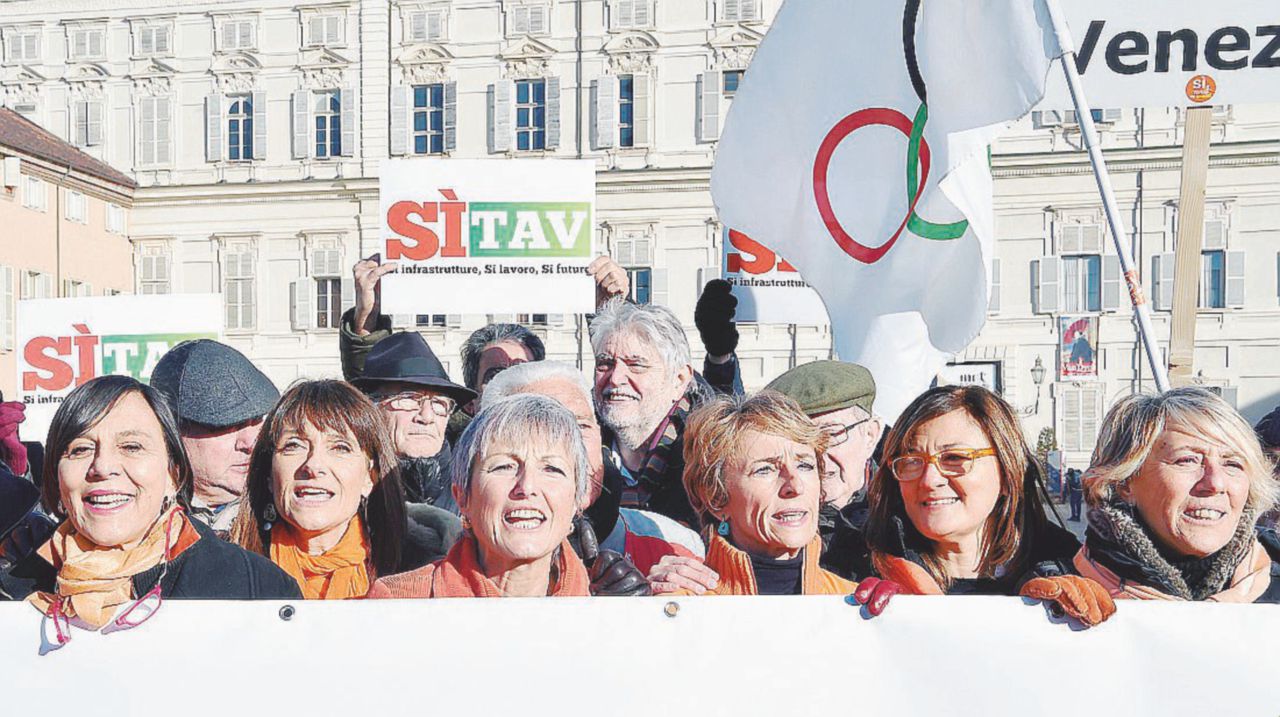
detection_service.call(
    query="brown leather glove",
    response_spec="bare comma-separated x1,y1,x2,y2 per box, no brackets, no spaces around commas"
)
1020,575,1117,627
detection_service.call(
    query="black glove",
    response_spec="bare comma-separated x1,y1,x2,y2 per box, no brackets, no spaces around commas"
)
694,279,739,357
568,515,651,597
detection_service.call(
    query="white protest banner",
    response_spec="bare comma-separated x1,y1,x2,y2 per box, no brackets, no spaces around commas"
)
4,596,1280,716
1040,1,1280,109
722,228,829,325
16,294,222,442
379,159,596,315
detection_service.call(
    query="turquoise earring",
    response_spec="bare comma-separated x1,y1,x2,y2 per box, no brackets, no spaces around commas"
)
717,519,730,537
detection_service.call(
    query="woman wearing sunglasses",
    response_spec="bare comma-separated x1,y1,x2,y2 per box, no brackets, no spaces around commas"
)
230,380,458,599
862,385,1114,625
22,376,300,646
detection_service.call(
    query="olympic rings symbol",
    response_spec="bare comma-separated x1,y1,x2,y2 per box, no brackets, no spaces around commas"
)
812,103,969,265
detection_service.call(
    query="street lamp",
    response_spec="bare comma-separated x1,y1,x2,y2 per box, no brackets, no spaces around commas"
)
1022,356,1048,415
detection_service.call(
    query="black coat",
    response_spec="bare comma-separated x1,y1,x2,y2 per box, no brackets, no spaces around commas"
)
9,519,301,602
399,503,463,572
818,499,872,580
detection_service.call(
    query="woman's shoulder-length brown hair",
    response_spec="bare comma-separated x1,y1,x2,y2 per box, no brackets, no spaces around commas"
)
229,379,406,576
865,384,1053,591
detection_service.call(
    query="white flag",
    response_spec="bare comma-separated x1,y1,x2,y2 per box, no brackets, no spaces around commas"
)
712,0,1060,421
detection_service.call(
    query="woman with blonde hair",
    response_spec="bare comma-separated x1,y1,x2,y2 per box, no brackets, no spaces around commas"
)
1076,387,1280,602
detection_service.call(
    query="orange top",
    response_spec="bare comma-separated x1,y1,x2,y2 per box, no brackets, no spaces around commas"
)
675,533,858,596
366,533,590,598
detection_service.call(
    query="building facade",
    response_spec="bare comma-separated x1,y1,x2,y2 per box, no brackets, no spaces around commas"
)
0,106,135,398
2,0,1279,466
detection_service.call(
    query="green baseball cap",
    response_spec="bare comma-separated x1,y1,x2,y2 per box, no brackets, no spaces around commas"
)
765,360,875,417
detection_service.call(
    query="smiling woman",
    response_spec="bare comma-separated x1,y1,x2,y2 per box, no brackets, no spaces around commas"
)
367,393,592,598
229,380,461,599
20,376,299,645
1075,387,1280,603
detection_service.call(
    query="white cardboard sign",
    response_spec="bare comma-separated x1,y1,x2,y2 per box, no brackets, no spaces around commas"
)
379,159,597,315
722,228,829,325
15,294,223,443
1040,1,1280,109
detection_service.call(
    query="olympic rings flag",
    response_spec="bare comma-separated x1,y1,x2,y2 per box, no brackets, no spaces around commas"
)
712,0,1061,421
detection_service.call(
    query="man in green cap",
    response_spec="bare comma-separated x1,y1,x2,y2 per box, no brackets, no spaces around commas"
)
766,360,882,576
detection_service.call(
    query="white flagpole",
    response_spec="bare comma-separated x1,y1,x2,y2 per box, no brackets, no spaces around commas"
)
1044,0,1171,393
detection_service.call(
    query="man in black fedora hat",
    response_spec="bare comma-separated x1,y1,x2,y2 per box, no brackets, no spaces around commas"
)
351,331,476,515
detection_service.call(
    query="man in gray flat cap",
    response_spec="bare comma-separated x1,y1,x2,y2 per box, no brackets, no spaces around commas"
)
151,339,280,538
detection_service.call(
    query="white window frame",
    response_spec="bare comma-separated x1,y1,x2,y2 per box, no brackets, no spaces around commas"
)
407,7,448,43
22,175,46,211
62,279,92,298
0,265,15,351
304,14,344,48
609,0,652,29
506,4,549,37
138,95,172,167
218,19,256,52
64,189,87,224
135,24,172,57
106,203,126,234
137,241,171,295
313,89,342,159
21,270,54,300
221,241,257,331
68,26,106,60
720,0,761,23
5,29,41,63
1060,254,1102,314
71,99,104,148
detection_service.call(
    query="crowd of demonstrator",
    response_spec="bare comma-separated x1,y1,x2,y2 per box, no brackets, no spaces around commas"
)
3,254,1279,651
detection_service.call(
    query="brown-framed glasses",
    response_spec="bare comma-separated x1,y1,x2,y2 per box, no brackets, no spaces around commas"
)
890,447,997,482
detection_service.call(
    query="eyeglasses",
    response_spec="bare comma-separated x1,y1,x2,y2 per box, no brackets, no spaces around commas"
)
376,392,455,417
41,508,182,653
819,417,872,447
890,447,997,482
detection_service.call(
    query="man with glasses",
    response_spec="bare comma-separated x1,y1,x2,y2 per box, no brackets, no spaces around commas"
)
767,361,882,570
351,331,477,515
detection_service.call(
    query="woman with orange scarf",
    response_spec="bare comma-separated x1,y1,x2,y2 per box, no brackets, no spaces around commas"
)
670,391,894,613
19,376,298,648
231,380,452,599
368,394,592,598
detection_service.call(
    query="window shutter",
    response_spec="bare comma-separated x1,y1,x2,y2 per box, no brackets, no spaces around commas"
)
251,91,268,160
1080,223,1103,254
488,82,512,153
205,94,223,162
290,277,315,331
1,266,14,351
139,98,155,166
390,85,408,156
140,28,154,55
446,314,463,328
1203,218,1227,251
650,268,669,307
529,6,547,33
308,17,324,45
545,76,561,150
987,258,1001,314
1102,108,1123,123
1060,224,1081,254
443,81,458,152
511,8,529,35
633,73,652,146
87,101,103,146
1225,250,1245,308
39,273,54,299
1062,388,1081,452
1032,110,1063,128
634,0,650,26
292,89,310,159
428,11,444,40
72,100,86,146
724,0,741,21
157,97,173,165
1032,256,1060,314
339,88,356,157
409,12,427,41
1152,253,1175,311
1101,254,1121,311
591,77,616,150
698,71,720,142
340,276,355,314
1219,386,1239,409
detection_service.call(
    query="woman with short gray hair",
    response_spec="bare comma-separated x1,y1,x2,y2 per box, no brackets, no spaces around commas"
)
367,394,592,597
1075,387,1280,602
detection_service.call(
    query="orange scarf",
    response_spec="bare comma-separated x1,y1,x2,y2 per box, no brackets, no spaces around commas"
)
28,504,192,630
270,517,372,600
366,533,590,598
